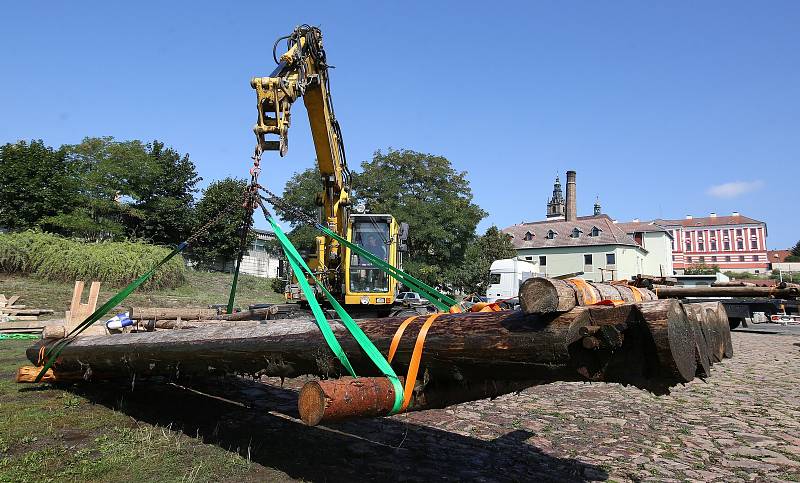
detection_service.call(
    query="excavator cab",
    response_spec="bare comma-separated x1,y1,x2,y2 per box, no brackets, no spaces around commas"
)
344,214,400,306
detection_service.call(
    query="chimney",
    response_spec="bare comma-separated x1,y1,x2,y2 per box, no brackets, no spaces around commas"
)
565,170,577,221
732,211,740,217
686,215,693,220
710,212,717,218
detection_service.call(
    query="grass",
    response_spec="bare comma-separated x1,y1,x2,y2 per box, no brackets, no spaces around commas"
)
0,231,185,290
0,339,277,482
0,271,284,318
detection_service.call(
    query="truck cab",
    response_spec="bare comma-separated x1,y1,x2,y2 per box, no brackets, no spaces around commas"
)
486,258,539,302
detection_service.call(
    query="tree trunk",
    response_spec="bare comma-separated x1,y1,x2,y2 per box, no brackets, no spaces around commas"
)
518,278,577,313
635,300,697,383
655,286,799,298
297,376,542,426
129,307,220,320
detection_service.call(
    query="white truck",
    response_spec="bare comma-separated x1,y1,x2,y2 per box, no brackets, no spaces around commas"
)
485,258,540,302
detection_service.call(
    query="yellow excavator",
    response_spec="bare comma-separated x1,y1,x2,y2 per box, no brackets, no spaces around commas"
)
251,25,409,316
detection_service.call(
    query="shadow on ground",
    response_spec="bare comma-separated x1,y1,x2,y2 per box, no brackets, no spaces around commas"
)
57,377,607,482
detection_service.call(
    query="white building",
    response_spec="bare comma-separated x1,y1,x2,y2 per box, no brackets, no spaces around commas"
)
220,229,282,278
502,174,674,281
503,215,666,282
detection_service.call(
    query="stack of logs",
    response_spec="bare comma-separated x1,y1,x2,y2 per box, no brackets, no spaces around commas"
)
18,278,732,426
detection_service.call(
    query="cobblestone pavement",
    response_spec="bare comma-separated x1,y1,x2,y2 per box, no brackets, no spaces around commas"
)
83,331,800,482
386,331,800,482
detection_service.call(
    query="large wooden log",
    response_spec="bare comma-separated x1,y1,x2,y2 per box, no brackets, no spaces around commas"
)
27,310,596,384
518,278,577,313
130,307,219,320
297,376,541,426
635,300,696,383
519,278,655,314
682,304,712,377
655,286,799,299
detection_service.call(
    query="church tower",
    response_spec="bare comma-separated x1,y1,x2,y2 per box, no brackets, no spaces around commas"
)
594,196,602,216
546,176,566,219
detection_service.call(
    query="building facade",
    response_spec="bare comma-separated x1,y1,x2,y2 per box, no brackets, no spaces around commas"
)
503,215,655,282
219,229,282,278
655,213,769,274
616,221,674,277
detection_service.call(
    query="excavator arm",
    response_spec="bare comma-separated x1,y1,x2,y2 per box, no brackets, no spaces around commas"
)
251,25,351,284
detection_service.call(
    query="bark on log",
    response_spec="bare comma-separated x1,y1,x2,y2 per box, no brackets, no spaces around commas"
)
27,310,596,384
591,282,623,302
655,286,799,299
635,300,697,383
614,285,637,303
518,278,577,313
130,307,219,320
519,278,656,314
682,304,712,377
297,376,541,426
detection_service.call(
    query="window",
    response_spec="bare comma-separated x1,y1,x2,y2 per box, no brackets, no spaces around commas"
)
606,253,616,265
584,254,593,267
525,256,533,261
685,240,691,251
571,228,582,238
546,230,557,239
524,231,534,241
752,255,760,261
725,256,731,262
699,256,705,264
711,240,717,251
489,273,501,285
590,226,601,237
687,256,692,263
711,256,717,262
724,241,731,251
698,239,704,251
736,229,743,236
751,240,758,249
672,255,676,261
671,240,675,250
737,240,744,250
739,256,745,262
539,255,547,266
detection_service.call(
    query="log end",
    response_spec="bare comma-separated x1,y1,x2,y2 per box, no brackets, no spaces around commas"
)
298,380,327,426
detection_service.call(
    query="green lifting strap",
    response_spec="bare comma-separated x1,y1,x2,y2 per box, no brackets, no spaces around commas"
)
265,214,405,415
35,241,189,383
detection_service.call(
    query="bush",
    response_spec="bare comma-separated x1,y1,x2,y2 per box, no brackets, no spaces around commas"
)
684,264,720,275
0,231,186,290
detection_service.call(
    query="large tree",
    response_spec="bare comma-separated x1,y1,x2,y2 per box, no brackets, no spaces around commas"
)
130,140,202,244
42,137,157,240
450,226,517,294
273,167,322,254
189,177,253,268
0,140,73,231
353,149,486,286
787,240,800,263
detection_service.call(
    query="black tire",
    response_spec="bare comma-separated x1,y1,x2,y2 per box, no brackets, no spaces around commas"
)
729,318,742,330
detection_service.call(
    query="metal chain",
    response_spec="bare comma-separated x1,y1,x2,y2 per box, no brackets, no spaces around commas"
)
256,186,319,228
185,188,249,245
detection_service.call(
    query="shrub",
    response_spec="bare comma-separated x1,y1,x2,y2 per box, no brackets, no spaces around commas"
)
0,231,186,290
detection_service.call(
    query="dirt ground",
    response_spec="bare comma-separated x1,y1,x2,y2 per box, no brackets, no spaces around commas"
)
2,330,799,482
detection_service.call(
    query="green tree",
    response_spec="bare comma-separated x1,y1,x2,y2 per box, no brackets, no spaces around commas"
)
0,140,73,230
451,226,517,294
189,178,253,268
353,149,486,286
685,264,720,275
42,137,157,240
787,240,800,262
131,140,202,244
274,167,322,253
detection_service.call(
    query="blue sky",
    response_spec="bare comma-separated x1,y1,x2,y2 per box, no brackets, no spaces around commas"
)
1,1,798,248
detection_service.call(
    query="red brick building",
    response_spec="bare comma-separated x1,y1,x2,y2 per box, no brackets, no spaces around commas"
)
655,212,769,274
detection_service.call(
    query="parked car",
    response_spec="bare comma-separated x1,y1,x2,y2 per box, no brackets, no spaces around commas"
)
461,294,488,310
396,291,425,307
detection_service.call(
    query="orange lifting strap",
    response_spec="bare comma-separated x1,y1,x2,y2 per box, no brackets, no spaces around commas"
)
568,278,598,305
387,313,444,411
